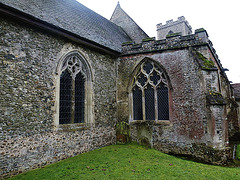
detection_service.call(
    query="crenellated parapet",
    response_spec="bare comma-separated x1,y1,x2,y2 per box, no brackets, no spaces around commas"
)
122,28,226,76
156,16,192,39
156,16,192,31
122,28,209,55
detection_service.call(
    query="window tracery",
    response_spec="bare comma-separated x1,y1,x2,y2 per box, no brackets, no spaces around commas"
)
59,54,87,124
132,61,169,120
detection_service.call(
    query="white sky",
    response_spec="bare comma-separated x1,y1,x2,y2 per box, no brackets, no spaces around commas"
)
78,0,240,83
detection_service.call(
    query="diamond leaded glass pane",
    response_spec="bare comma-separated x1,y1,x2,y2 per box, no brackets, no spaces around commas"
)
157,84,169,120
133,86,143,120
59,70,72,124
74,72,85,123
145,84,155,120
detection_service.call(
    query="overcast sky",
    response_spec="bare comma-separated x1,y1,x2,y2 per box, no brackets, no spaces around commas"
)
78,0,239,83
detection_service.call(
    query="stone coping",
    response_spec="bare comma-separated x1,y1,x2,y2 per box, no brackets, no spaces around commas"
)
121,29,209,55
121,29,228,82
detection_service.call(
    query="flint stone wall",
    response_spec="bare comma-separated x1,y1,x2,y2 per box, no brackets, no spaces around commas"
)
0,127,115,178
0,17,117,177
118,49,208,141
117,45,231,164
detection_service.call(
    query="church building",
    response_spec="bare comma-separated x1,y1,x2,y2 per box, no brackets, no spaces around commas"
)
0,0,239,177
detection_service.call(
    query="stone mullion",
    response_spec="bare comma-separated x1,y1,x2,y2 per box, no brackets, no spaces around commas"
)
142,88,145,121
154,86,158,121
71,77,75,124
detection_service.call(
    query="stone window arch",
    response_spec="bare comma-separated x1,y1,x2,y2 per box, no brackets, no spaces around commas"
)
130,60,170,121
55,51,93,126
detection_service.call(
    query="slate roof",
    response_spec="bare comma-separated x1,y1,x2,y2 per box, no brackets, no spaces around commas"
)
0,0,132,52
110,3,148,43
232,83,240,101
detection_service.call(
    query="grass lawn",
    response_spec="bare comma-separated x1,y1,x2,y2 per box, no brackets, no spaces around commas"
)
9,143,240,180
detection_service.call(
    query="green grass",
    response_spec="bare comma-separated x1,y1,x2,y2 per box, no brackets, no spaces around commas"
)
9,143,240,180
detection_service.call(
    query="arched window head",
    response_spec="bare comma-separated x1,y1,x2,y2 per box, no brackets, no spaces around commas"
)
61,54,89,80
132,61,169,121
59,53,91,124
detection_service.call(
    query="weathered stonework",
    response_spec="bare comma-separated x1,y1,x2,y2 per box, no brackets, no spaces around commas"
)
0,126,115,178
0,17,117,178
156,16,192,40
231,83,240,134
117,28,238,164
0,1,239,178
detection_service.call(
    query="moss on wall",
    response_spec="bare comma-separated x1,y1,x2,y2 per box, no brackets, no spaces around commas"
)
195,51,215,70
166,32,181,38
195,28,205,33
236,144,240,160
116,121,130,144
142,37,155,42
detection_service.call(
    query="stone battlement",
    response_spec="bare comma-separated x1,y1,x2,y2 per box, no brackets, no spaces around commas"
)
122,28,226,80
157,16,192,31
122,28,209,55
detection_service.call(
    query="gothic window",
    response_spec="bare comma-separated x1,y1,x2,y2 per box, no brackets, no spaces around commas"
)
132,61,169,120
59,54,88,124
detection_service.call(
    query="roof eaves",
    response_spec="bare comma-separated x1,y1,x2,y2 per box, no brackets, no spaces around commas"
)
0,2,120,56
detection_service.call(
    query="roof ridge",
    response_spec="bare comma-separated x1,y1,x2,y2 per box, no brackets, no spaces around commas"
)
110,2,148,43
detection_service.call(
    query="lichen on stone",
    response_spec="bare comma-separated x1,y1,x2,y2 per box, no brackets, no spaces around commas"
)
206,91,226,105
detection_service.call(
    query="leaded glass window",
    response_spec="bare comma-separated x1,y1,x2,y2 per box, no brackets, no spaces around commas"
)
132,61,169,120
133,86,143,120
59,55,86,124
59,70,72,124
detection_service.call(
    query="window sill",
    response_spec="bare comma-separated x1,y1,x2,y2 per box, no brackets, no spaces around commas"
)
130,120,171,125
56,123,91,132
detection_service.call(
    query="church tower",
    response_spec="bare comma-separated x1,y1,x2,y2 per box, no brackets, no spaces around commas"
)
156,16,192,40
